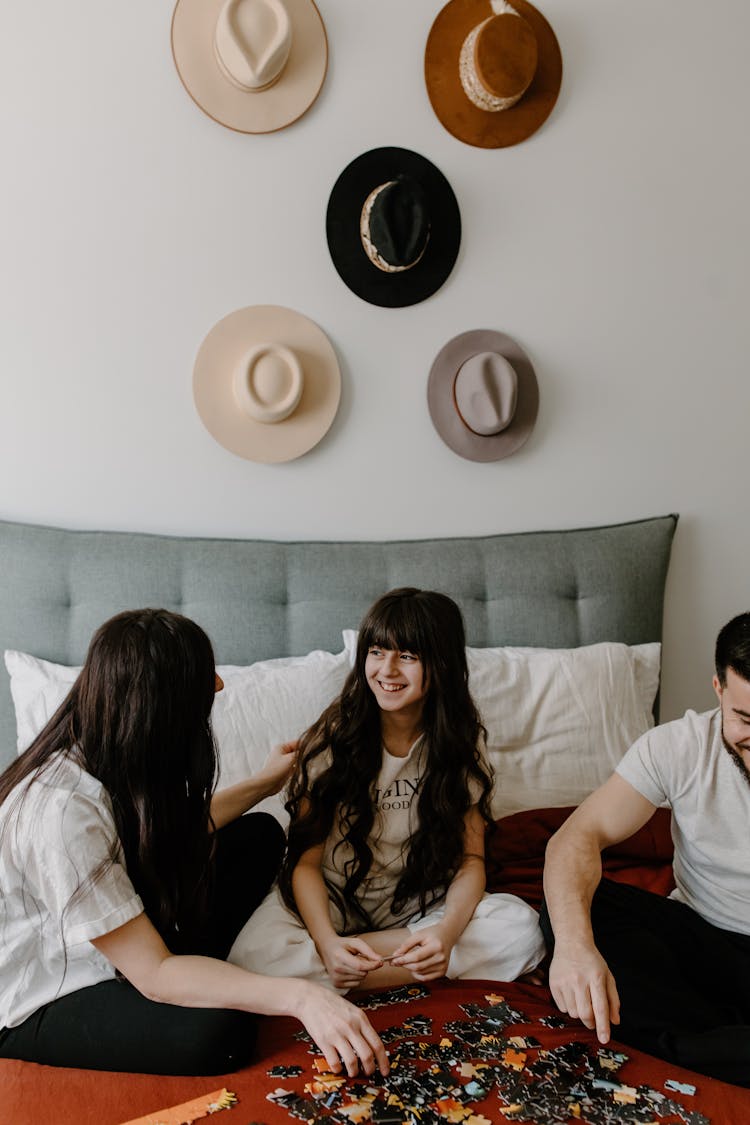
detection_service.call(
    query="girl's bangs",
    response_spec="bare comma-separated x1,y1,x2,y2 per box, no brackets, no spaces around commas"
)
364,604,425,656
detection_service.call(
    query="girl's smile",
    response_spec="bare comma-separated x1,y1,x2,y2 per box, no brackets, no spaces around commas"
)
365,646,427,715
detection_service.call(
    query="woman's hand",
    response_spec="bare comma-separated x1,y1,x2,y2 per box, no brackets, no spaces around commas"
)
319,935,384,990
254,740,298,796
210,741,299,827
92,916,388,1079
295,982,388,1077
390,924,453,981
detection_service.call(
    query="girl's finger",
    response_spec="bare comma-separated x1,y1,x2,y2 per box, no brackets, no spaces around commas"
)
391,935,424,960
349,939,382,964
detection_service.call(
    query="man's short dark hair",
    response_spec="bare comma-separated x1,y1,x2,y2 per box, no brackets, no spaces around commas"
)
715,613,750,686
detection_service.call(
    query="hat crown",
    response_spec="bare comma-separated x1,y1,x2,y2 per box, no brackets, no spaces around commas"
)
214,0,292,92
233,342,303,424
476,11,538,100
368,177,430,269
459,4,538,113
454,351,518,436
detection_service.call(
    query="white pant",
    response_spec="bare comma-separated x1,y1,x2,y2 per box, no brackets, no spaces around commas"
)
228,885,545,992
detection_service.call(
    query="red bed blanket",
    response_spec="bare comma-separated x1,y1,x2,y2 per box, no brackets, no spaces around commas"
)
3,810,747,1125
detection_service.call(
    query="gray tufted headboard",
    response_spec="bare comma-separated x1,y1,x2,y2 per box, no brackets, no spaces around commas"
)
0,514,678,769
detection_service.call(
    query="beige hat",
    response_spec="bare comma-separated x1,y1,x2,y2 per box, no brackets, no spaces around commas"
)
171,0,328,134
193,305,341,462
427,329,539,461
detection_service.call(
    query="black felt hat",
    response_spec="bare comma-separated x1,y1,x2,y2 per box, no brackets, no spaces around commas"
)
325,147,461,308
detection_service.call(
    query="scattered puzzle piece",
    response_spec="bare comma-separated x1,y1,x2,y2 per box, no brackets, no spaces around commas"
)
665,1077,697,1095
263,993,710,1125
119,1088,237,1125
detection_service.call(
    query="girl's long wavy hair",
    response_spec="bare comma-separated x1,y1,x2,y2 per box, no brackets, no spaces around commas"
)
0,608,218,949
279,588,492,930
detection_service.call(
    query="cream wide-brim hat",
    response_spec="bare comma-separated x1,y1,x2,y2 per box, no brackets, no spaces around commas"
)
193,305,341,463
427,328,539,461
171,0,328,134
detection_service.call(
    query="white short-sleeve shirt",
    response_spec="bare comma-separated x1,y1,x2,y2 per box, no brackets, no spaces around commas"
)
616,708,750,935
0,753,144,1028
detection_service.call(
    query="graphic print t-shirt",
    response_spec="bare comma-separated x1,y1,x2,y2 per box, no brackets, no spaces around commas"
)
319,738,485,930
321,737,427,929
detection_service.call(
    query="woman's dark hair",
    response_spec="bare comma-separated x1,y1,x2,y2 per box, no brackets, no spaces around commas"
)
715,612,750,687
280,587,492,929
0,608,218,947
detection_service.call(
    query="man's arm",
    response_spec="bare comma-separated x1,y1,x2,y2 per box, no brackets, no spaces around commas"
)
543,773,657,1043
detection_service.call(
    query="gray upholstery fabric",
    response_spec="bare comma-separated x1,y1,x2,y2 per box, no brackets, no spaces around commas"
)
0,515,678,768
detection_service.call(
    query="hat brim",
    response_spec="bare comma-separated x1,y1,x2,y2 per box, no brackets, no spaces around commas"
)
171,0,328,134
193,305,341,462
427,329,539,461
326,147,461,308
424,0,562,149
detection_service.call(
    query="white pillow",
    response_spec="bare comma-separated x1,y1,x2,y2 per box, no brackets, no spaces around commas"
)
4,644,353,822
468,642,660,818
4,650,80,753
341,633,660,818
212,648,350,790
4,638,660,821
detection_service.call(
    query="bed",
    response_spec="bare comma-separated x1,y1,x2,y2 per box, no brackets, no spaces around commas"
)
1,512,746,1123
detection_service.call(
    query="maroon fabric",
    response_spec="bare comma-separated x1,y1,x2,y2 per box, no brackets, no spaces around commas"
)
2,979,747,1124
487,806,676,909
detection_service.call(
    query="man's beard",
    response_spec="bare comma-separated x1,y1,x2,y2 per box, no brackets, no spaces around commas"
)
721,727,750,789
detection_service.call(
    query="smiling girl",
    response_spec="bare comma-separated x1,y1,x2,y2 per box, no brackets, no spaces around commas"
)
229,588,545,991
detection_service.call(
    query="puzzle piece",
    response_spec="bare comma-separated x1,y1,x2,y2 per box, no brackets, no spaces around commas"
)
119,1088,237,1125
357,984,431,1011
268,1064,304,1078
665,1078,697,1095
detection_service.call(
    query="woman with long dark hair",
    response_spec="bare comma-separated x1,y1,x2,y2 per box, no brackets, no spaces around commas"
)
229,588,545,990
0,609,386,1076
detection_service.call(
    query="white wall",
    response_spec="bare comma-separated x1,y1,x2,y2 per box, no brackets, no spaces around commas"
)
1,1,748,721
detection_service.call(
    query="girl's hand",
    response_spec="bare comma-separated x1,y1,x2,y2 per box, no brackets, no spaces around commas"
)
295,982,389,1077
390,925,453,981
320,935,384,990
255,740,298,795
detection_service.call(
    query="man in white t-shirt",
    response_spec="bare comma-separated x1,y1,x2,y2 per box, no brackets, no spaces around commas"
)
541,613,750,1087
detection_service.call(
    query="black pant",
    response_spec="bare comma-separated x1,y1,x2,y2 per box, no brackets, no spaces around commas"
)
541,878,750,1087
0,811,284,1075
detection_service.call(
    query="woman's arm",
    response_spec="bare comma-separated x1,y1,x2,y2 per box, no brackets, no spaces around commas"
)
292,844,383,990
210,741,297,830
390,805,486,979
91,912,387,1076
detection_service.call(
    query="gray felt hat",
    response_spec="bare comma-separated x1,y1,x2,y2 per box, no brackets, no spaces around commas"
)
427,328,539,461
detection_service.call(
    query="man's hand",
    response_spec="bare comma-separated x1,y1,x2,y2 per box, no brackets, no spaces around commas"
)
296,982,389,1077
548,943,620,1043
390,924,453,981
319,935,384,990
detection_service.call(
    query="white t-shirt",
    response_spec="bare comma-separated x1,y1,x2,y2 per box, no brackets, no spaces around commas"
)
0,753,144,1028
616,708,750,935
320,737,485,930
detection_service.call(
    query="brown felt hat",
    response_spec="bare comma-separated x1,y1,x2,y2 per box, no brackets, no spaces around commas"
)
424,0,562,149
427,329,539,461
